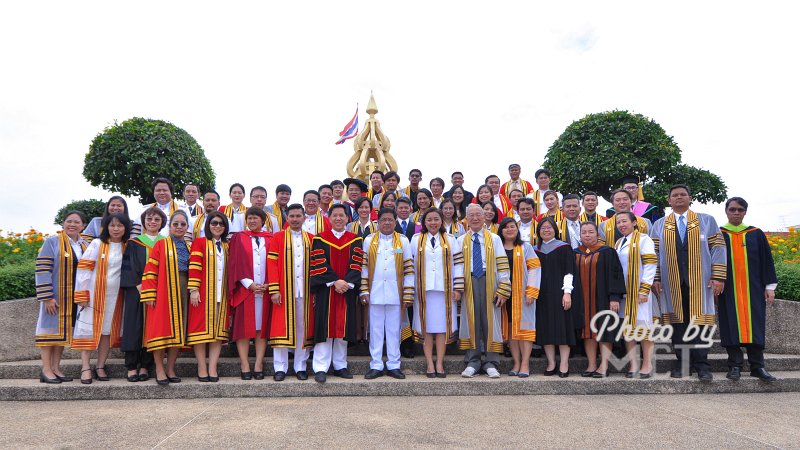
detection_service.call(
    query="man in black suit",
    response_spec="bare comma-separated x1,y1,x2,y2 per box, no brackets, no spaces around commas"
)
394,197,417,358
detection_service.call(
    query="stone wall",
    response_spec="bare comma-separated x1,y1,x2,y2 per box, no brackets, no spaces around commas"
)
2,297,799,361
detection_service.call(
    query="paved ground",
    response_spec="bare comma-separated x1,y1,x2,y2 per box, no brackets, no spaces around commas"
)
1,393,796,449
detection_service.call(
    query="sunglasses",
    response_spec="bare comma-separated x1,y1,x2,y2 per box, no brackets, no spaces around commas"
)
210,220,226,226
727,207,746,213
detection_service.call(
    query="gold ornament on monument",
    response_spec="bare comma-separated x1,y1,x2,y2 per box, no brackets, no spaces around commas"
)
346,93,398,181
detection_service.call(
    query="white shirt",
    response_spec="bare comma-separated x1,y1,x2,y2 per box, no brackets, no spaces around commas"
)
422,235,445,291
365,233,405,305
467,229,486,271
518,220,533,244
69,236,84,259
213,239,225,303
493,194,504,212
566,219,582,250
240,235,266,302
397,218,411,234
302,214,317,234
291,231,305,298
326,229,355,289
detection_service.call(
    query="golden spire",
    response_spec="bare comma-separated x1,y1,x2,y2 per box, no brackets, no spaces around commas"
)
346,92,397,181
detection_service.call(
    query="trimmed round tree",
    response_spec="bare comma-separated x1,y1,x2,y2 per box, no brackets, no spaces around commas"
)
543,110,726,210
54,199,106,226
83,118,215,205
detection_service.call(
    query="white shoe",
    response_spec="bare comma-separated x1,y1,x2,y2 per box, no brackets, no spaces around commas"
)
486,367,500,378
461,367,477,378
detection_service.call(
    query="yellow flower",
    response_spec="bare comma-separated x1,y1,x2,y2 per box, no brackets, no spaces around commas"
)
793,248,798,253
779,250,785,254
11,248,20,253
790,226,796,233
26,238,32,244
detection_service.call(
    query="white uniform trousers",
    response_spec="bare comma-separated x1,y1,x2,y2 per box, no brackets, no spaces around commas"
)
312,338,348,373
368,304,401,370
272,296,309,373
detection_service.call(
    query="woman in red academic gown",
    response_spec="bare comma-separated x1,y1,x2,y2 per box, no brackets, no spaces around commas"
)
228,207,273,380
187,211,230,382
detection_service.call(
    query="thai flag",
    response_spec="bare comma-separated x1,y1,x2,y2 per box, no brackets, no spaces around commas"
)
335,106,359,145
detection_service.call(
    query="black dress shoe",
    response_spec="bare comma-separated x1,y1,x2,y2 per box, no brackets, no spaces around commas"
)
426,372,436,378
241,371,253,380
670,369,685,379
386,369,406,379
156,378,170,386
253,372,265,380
94,367,110,381
592,371,607,379
543,368,557,377
80,369,93,385
273,371,286,382
625,372,636,379
364,369,384,379
296,371,309,380
198,376,211,382
751,368,777,382
639,372,652,379
209,376,219,382
726,367,742,380
558,371,569,378
39,371,62,384
436,372,446,378
315,371,327,383
138,372,150,382
55,374,73,382
581,371,596,378
697,370,713,382
127,373,140,382
333,368,353,379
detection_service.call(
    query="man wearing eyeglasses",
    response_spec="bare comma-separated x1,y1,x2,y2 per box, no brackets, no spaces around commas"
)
606,175,661,223
403,169,423,210
249,186,280,233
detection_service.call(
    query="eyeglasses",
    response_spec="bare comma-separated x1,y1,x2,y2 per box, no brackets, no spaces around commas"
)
171,222,187,228
209,221,225,226
727,207,746,213
623,186,638,191
378,218,396,223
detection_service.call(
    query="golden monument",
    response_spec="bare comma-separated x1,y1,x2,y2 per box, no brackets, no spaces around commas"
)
346,93,397,181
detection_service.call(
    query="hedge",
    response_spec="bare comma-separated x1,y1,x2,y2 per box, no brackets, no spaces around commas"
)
0,260,35,301
775,261,800,302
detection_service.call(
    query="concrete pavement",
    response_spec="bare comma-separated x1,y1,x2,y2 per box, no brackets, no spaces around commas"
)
1,393,797,449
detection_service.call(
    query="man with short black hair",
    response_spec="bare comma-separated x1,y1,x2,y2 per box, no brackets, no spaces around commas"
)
302,190,332,235
342,178,369,222
446,171,475,204
501,163,534,197
403,169,423,209
598,189,652,245
250,186,280,232
528,169,562,216
606,175,660,223
330,180,345,204
266,184,292,229
360,208,414,380
367,170,384,201
183,183,201,217
429,177,446,208
516,198,537,244
189,190,221,240
485,174,513,218
650,185,727,382
558,194,583,249
580,191,605,225
373,171,409,208
132,177,189,236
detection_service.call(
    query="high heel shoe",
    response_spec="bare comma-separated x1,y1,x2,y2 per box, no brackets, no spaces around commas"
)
55,374,73,382
592,371,607,378
241,371,253,380
94,367,110,381
127,371,139,382
558,371,569,378
543,368,558,377
39,371,61,384
639,371,652,379
156,377,170,386
80,369,93,385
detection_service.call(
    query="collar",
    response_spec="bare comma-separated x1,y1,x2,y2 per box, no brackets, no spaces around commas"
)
379,232,394,240
332,229,346,239
723,222,749,232
543,238,555,244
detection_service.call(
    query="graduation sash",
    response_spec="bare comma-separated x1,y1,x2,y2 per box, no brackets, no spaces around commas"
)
661,211,714,325
72,241,125,350
364,232,411,303
616,231,656,336
222,203,246,221
35,231,86,345
502,244,540,341
580,212,604,226
271,201,285,229
601,214,649,245
187,238,230,344
348,220,377,236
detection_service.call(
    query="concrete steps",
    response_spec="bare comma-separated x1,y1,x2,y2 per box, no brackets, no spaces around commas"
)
1,371,797,401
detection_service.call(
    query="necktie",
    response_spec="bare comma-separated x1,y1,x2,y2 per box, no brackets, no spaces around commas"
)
472,233,484,278
254,236,260,247
678,215,687,242
401,220,407,234
216,240,222,253
431,236,436,248
620,236,627,249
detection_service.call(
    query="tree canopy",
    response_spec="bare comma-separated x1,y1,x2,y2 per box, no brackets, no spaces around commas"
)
83,118,215,205
543,110,727,210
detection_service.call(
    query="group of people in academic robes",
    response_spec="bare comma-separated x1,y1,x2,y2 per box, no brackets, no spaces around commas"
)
33,167,780,384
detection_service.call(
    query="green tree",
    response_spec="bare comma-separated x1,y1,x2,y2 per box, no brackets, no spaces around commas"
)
83,118,215,205
543,110,727,210
54,199,106,226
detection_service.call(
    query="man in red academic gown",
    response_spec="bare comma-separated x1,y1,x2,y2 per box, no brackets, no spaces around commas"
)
267,204,315,381
308,204,364,383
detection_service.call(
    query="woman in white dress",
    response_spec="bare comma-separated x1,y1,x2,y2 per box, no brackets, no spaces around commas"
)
614,212,658,379
409,208,464,377
73,213,130,383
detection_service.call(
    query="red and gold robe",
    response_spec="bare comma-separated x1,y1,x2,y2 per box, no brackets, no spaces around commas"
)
309,230,364,343
187,237,230,344
228,229,273,340
267,229,314,348
141,238,186,351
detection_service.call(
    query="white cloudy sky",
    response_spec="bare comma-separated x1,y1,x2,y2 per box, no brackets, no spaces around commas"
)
1,1,797,234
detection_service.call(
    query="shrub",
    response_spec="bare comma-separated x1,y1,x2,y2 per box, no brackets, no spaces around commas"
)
0,260,35,301
775,261,800,302
53,199,106,226
0,229,46,268
83,117,216,204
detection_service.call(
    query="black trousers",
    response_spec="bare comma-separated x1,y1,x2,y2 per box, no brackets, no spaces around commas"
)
124,348,155,371
726,345,765,370
670,284,710,372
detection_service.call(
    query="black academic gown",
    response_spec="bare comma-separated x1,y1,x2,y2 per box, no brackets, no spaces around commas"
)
535,241,580,345
572,245,626,342
119,238,149,352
